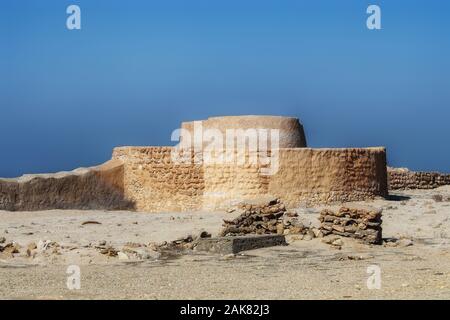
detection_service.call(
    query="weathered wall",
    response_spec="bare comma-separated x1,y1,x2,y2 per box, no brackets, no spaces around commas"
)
0,160,132,211
112,147,204,212
112,146,388,211
202,152,271,210
388,167,450,190
0,145,388,212
269,148,388,207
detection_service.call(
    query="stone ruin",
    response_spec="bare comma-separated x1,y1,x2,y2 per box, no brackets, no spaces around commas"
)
388,167,450,190
0,115,392,212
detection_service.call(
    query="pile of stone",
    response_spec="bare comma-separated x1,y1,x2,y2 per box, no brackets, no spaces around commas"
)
154,231,212,251
319,206,382,245
0,240,21,258
0,238,61,259
221,198,312,237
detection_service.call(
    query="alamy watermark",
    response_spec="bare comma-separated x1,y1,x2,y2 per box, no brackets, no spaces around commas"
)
65,4,381,31
66,265,81,290
170,121,280,176
366,265,382,289
66,5,81,30
367,5,381,30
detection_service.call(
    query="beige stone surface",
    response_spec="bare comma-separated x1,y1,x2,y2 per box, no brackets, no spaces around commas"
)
112,146,388,211
0,160,131,211
268,147,388,207
112,147,204,212
180,115,307,148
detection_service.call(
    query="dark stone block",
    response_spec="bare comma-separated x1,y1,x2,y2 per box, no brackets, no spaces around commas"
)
194,234,287,254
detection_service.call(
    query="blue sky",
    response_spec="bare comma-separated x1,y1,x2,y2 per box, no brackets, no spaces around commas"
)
1,0,449,177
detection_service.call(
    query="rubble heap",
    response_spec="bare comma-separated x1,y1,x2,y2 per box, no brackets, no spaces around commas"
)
319,206,382,244
220,198,311,237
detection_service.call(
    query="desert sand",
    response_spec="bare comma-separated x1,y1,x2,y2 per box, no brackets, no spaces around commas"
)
1,186,449,299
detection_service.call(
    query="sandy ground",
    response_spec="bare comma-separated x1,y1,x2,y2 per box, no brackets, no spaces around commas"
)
1,187,450,299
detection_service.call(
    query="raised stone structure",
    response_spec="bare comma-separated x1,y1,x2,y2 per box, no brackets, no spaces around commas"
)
111,145,387,211
180,115,307,149
0,115,389,212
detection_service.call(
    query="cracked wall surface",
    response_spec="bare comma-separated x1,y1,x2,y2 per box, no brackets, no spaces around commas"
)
112,146,388,212
0,160,132,211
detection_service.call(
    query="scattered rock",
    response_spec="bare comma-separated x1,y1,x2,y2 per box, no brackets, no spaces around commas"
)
195,231,212,240
0,242,21,255
322,236,340,245
117,251,129,260
27,242,37,251
384,241,398,247
81,221,102,226
100,246,118,257
286,211,298,217
26,242,37,257
36,240,58,252
384,238,413,248
124,242,142,248
397,238,413,247
312,228,323,238
286,234,303,242
432,194,443,202
0,237,5,244
303,234,313,241
346,254,373,260
424,210,437,215
137,248,161,260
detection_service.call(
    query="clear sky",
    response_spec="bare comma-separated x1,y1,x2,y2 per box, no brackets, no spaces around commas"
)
1,0,449,177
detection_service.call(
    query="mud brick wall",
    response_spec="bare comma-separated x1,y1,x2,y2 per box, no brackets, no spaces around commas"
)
113,146,387,212
269,148,388,207
0,160,131,211
201,150,271,210
388,167,450,190
112,147,205,212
